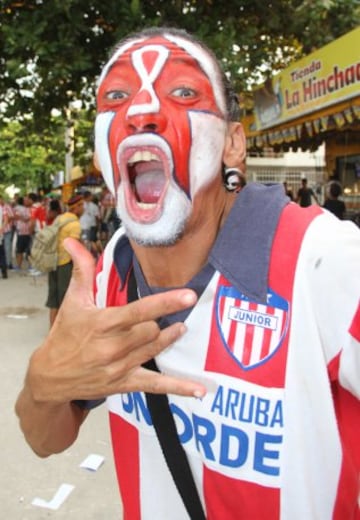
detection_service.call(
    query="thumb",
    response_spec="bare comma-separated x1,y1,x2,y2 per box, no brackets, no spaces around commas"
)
63,237,96,306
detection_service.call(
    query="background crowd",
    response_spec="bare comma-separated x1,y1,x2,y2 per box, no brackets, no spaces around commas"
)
0,185,120,279
0,178,348,282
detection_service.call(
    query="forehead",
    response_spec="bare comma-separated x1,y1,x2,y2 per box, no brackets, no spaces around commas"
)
97,34,226,115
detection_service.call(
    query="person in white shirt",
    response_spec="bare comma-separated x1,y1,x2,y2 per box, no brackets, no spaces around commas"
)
79,190,101,257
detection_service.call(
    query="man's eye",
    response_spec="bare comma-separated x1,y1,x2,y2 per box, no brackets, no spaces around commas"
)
171,87,197,99
105,90,129,101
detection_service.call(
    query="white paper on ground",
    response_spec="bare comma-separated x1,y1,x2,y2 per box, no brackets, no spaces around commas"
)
31,483,75,510
79,453,105,471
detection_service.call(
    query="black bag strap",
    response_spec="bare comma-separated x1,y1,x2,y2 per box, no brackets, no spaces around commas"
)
127,268,206,520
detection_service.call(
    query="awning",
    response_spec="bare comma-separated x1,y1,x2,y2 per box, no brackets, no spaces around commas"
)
243,98,360,152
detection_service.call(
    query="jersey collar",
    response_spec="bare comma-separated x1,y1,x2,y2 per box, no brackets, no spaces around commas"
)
209,183,289,303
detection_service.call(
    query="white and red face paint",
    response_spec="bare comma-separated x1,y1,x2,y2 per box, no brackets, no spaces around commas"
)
95,34,227,245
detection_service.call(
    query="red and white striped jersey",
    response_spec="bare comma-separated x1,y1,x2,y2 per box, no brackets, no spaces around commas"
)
95,183,360,520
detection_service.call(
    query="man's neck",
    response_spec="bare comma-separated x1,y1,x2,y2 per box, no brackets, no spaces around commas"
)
131,190,236,288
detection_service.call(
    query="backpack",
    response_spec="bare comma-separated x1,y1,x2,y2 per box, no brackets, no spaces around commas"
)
29,215,77,273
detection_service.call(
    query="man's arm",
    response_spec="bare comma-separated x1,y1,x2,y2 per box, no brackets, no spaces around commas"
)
309,188,320,205
15,384,89,457
15,238,206,457
312,189,320,205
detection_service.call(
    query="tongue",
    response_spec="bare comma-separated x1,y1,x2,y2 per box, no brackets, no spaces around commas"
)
134,171,166,203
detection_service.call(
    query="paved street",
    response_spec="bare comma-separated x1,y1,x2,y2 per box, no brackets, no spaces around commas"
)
0,271,122,519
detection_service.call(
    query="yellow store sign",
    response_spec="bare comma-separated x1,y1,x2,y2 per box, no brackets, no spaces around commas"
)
253,27,360,130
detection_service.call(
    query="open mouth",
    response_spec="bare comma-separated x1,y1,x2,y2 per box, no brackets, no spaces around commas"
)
128,151,166,204
119,142,171,223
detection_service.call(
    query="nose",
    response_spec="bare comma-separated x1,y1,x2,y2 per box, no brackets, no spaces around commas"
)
125,111,167,134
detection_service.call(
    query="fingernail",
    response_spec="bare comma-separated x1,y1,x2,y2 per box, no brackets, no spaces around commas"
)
169,323,187,342
194,389,206,398
177,323,187,335
181,291,197,305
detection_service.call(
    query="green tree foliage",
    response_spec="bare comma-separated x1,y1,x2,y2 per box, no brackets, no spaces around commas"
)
0,0,358,189
0,118,64,192
0,111,94,192
1,0,359,121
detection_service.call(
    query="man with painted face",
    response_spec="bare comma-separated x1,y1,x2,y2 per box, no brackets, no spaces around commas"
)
16,28,360,519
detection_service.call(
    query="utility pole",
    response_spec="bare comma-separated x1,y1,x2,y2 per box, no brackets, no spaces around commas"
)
64,106,74,184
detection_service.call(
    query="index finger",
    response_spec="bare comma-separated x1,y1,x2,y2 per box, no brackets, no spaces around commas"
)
106,289,198,328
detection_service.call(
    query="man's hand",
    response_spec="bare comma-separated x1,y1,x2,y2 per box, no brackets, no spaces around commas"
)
28,238,207,405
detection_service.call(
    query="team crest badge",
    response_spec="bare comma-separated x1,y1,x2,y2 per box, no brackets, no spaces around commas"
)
216,285,289,370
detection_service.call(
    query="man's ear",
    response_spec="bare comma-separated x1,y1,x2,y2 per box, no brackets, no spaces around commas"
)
222,122,246,169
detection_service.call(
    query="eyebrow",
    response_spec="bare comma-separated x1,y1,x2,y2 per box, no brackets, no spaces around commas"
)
106,59,130,74
171,56,210,78
171,54,199,65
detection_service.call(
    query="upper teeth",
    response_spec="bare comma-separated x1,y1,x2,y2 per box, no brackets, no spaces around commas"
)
128,151,159,164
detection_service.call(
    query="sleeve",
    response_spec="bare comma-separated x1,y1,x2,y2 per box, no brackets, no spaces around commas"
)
68,221,82,240
73,398,105,410
308,214,360,398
